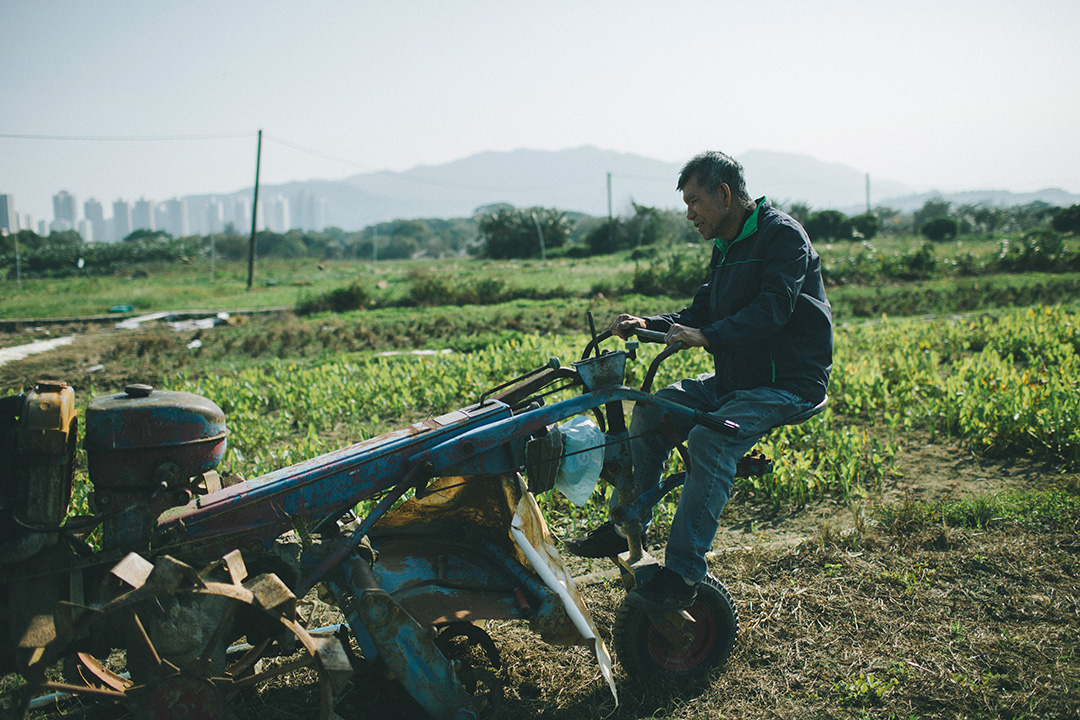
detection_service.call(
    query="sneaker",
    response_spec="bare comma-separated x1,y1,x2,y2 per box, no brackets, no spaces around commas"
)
626,567,697,611
563,522,646,558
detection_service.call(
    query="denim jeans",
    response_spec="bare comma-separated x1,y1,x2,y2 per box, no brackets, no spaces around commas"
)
623,375,817,583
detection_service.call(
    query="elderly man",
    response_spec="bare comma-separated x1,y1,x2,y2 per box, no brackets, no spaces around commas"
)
566,150,832,611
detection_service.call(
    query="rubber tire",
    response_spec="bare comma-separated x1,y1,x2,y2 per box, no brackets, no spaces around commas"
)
612,574,738,681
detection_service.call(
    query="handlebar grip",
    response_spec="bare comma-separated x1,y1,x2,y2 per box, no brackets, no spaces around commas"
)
633,328,669,344
694,412,741,436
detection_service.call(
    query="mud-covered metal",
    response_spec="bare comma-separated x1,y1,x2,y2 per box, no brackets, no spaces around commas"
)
84,384,228,491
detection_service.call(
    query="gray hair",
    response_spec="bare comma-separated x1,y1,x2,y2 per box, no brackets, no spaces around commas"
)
677,151,749,202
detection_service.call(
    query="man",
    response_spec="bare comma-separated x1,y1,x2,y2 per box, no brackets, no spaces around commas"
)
565,150,832,611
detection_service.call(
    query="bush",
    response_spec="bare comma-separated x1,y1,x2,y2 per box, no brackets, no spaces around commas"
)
921,217,959,242
627,252,706,297
849,212,880,240
804,210,852,241
996,230,1071,272
1052,204,1080,234
296,281,371,315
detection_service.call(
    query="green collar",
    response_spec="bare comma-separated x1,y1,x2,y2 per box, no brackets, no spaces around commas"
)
714,196,767,254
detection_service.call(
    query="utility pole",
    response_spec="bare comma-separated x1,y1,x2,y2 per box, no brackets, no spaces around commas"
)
607,172,613,249
246,129,262,290
865,173,871,214
531,210,546,260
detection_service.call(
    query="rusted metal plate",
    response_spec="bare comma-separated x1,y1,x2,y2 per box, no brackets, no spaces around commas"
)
111,552,155,589
245,573,296,619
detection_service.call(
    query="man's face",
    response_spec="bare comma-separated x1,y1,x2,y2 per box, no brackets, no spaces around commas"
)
682,176,731,241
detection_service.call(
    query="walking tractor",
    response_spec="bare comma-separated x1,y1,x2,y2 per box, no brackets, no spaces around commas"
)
0,319,807,719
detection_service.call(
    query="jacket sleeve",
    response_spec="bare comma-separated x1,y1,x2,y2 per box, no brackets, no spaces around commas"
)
699,222,811,350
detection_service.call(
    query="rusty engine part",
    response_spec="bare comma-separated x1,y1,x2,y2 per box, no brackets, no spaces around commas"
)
83,383,229,550
0,381,78,565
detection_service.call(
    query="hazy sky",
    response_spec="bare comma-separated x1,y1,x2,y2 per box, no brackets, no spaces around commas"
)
3,0,1078,222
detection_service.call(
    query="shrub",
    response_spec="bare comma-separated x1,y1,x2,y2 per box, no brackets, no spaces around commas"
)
296,281,371,315
921,217,959,242
1051,204,1080,234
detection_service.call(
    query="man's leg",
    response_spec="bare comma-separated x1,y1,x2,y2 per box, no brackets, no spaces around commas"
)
628,387,816,610
663,387,816,584
564,374,717,558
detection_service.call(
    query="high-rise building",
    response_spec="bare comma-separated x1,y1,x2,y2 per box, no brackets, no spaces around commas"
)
206,198,224,234
263,195,290,233
223,196,251,233
132,198,155,232
295,190,327,231
0,194,15,233
162,197,189,237
53,190,77,228
113,199,132,240
84,198,107,242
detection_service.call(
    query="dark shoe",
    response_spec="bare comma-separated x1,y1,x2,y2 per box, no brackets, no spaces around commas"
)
563,522,645,558
627,567,697,611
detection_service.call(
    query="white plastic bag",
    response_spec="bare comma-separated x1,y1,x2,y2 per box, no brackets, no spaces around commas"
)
554,415,605,506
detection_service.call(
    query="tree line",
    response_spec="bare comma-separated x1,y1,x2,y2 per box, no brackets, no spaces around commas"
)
2,199,1079,279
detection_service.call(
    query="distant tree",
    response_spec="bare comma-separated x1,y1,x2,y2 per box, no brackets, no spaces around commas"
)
803,210,851,241
849,212,880,240
479,207,568,259
872,206,902,236
921,216,959,242
955,203,1006,234
913,197,952,231
1052,204,1080,234
1004,201,1058,232
124,228,172,242
786,202,812,226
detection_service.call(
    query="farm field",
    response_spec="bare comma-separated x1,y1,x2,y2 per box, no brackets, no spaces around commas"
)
1,247,1078,719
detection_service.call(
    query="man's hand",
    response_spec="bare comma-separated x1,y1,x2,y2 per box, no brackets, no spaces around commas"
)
609,313,646,340
667,324,710,348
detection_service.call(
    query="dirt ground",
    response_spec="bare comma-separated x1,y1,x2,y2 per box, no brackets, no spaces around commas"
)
3,323,1077,719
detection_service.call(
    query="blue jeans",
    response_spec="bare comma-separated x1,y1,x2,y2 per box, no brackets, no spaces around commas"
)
622,375,817,583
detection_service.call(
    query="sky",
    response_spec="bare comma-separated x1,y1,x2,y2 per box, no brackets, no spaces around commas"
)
2,0,1079,224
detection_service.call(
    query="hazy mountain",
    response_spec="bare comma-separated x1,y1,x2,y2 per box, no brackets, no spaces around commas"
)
217,147,1077,230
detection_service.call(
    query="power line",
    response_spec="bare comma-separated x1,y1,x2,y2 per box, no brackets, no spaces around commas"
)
0,132,253,141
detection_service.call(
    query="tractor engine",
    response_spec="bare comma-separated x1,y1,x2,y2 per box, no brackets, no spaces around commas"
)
83,382,229,550
0,381,229,560
0,381,78,564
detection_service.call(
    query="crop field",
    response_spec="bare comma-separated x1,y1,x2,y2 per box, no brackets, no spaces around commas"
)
1,244,1079,719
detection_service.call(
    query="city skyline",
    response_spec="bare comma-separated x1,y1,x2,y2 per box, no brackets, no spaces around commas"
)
2,189,326,241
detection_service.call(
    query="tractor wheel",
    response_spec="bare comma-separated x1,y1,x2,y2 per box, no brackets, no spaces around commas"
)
612,574,738,681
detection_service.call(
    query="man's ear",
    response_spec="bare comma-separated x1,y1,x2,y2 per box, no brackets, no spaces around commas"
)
717,182,732,207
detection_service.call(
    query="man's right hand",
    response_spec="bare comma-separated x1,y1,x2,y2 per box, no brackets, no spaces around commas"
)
610,313,647,340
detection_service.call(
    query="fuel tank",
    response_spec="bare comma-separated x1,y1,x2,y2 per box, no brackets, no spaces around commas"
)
84,383,228,491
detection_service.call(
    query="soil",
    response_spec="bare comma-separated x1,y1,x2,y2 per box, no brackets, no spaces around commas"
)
3,322,1077,720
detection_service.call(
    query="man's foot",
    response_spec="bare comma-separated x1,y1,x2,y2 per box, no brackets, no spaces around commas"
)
626,566,698,611
563,522,645,558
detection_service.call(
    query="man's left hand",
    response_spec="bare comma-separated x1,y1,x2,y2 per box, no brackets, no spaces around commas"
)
667,324,709,348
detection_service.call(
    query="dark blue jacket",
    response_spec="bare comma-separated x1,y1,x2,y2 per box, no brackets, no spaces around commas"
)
644,199,832,404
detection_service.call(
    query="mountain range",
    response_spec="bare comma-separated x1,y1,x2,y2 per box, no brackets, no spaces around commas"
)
217,147,1079,230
